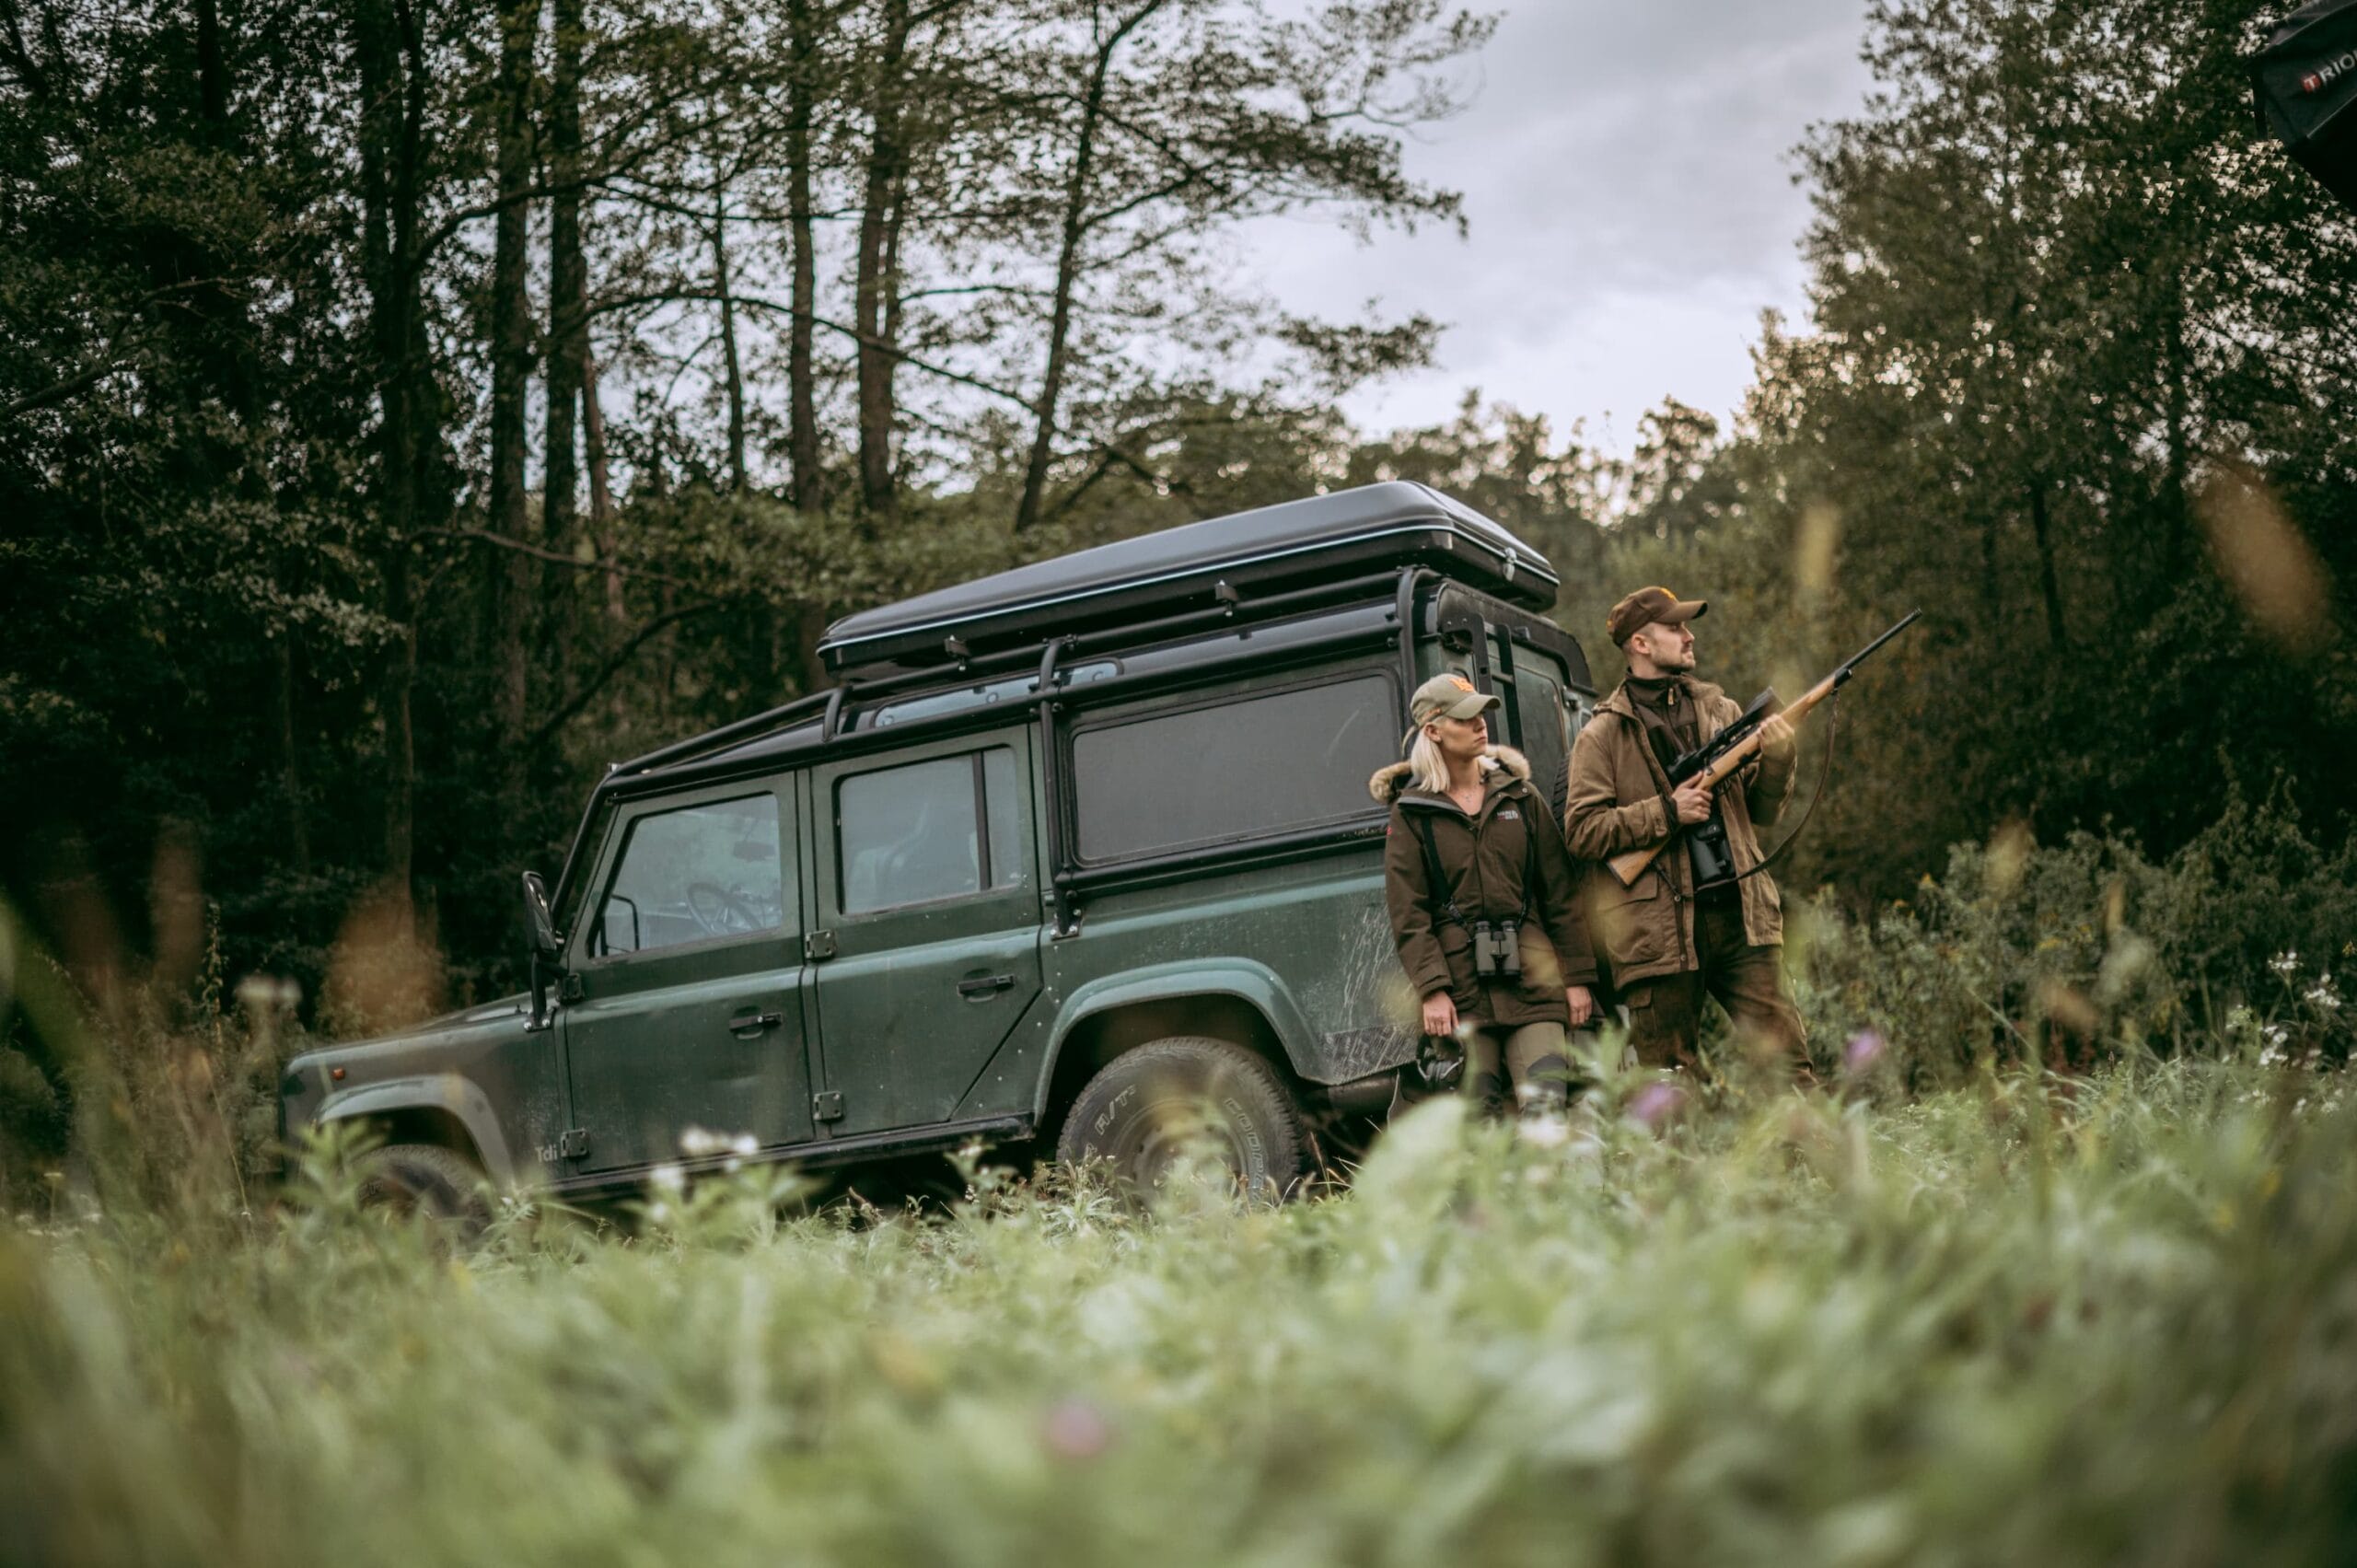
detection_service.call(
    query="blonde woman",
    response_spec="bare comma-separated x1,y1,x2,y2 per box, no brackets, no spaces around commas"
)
1371,673,1599,1111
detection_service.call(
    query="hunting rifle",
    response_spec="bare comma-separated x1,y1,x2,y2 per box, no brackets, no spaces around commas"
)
1605,610,1922,889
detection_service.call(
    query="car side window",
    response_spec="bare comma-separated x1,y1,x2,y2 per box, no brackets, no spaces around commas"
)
591,793,784,958
1069,671,1393,863
837,747,1022,915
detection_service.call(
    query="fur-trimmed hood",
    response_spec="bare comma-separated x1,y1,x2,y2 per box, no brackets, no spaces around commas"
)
1367,744,1530,805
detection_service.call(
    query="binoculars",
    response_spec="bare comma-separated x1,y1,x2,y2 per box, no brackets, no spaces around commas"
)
1470,918,1523,980
1688,816,1737,889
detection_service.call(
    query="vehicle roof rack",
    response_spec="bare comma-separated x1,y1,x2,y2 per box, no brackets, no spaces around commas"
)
815,481,1557,679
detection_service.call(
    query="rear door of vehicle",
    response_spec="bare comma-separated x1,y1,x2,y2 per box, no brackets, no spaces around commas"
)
560,775,815,1176
807,727,1043,1138
1495,629,1575,817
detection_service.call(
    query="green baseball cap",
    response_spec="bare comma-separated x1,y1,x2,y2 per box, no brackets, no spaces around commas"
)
1402,672,1499,749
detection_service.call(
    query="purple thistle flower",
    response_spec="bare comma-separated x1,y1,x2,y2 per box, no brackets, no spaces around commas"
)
1039,1398,1112,1462
1627,1081,1686,1131
1843,1029,1888,1075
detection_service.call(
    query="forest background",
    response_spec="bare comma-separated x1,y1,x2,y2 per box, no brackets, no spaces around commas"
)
3,0,2353,1046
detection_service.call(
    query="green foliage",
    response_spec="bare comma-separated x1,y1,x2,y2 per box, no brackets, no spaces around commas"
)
1793,787,2357,1086
7,1058,2357,1564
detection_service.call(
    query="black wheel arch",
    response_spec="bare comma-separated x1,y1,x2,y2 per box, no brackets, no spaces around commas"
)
1040,993,1300,1144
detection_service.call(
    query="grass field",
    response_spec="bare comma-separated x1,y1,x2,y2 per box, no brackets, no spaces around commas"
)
6,1045,2355,1568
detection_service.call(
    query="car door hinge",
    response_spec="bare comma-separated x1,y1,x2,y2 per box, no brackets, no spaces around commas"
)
812,1091,844,1123
560,972,584,1003
804,929,837,961
559,1128,591,1158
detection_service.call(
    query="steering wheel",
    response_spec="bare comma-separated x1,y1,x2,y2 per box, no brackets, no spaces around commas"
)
685,881,763,936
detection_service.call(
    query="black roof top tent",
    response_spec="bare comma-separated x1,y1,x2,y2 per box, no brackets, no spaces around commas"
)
815,480,1559,679
2252,0,2357,212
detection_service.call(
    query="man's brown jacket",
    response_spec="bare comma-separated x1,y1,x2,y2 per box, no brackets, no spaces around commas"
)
1562,679,1796,988
1371,746,1598,1029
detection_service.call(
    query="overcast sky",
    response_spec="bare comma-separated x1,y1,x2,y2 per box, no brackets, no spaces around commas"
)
1241,0,1875,456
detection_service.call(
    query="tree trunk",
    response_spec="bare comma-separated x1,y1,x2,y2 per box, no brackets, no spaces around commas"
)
543,0,586,703
193,0,229,139
354,0,445,920
1015,3,1161,533
2026,477,2064,651
787,0,822,515
1980,511,2001,623
273,639,311,875
546,0,586,552
853,0,911,528
583,350,622,623
488,0,538,793
2160,286,2193,589
713,173,748,493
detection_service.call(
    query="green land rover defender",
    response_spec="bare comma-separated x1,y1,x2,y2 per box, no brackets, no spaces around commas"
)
278,482,1596,1210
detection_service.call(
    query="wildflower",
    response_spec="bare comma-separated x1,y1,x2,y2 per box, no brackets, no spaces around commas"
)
2305,975,2341,1012
1039,1398,1112,1462
1842,1028,1888,1075
1627,1081,1687,1132
2270,951,2300,979
1517,1114,1571,1150
649,1162,685,1195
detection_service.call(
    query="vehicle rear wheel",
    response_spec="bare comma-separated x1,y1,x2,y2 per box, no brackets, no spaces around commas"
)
354,1143,493,1239
1055,1036,1306,1203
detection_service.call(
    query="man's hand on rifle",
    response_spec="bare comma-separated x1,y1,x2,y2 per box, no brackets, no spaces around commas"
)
1759,712,1797,762
1671,778,1713,825
1421,990,1458,1038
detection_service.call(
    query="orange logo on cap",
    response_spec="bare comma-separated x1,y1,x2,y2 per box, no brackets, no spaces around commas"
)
1446,675,1475,692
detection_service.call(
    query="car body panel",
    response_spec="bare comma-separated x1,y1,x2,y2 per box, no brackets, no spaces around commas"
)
559,773,816,1173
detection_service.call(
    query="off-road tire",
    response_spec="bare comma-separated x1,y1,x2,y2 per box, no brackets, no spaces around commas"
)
1055,1036,1306,1203
353,1142,493,1240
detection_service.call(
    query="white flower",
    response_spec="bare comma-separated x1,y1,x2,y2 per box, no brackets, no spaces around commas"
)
1516,1114,1572,1150
649,1162,685,1195
679,1126,761,1159
2271,951,2301,979
2305,975,2341,1012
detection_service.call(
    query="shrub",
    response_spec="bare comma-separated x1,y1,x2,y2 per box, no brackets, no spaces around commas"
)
1793,783,2356,1086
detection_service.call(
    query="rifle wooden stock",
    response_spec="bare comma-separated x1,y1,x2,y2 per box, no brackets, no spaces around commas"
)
1603,673,1842,888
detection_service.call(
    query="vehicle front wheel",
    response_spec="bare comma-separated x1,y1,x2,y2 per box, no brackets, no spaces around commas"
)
1055,1037,1306,1203
353,1143,493,1239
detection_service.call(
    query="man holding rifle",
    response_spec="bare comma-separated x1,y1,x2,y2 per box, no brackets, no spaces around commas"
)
1563,586,1812,1079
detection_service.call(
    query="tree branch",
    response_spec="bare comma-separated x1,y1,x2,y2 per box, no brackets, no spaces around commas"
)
528,598,737,749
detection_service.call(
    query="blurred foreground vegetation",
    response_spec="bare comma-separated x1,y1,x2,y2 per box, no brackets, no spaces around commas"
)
7,1044,2357,1566
5,797,2355,1562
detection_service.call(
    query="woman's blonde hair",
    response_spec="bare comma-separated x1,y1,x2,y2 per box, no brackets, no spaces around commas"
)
1408,726,1452,795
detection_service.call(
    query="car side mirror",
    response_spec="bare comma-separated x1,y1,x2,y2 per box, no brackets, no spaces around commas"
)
523,872,561,1033
522,871,560,959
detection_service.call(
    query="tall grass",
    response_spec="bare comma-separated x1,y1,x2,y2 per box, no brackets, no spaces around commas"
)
5,798,2355,1563
6,1050,2357,1566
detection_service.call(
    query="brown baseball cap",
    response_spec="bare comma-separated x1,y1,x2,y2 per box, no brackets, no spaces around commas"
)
1401,671,1499,749
1606,585,1708,645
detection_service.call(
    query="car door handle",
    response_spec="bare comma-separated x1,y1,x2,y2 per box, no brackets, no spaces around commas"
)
957,974,1016,999
728,1010,786,1038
